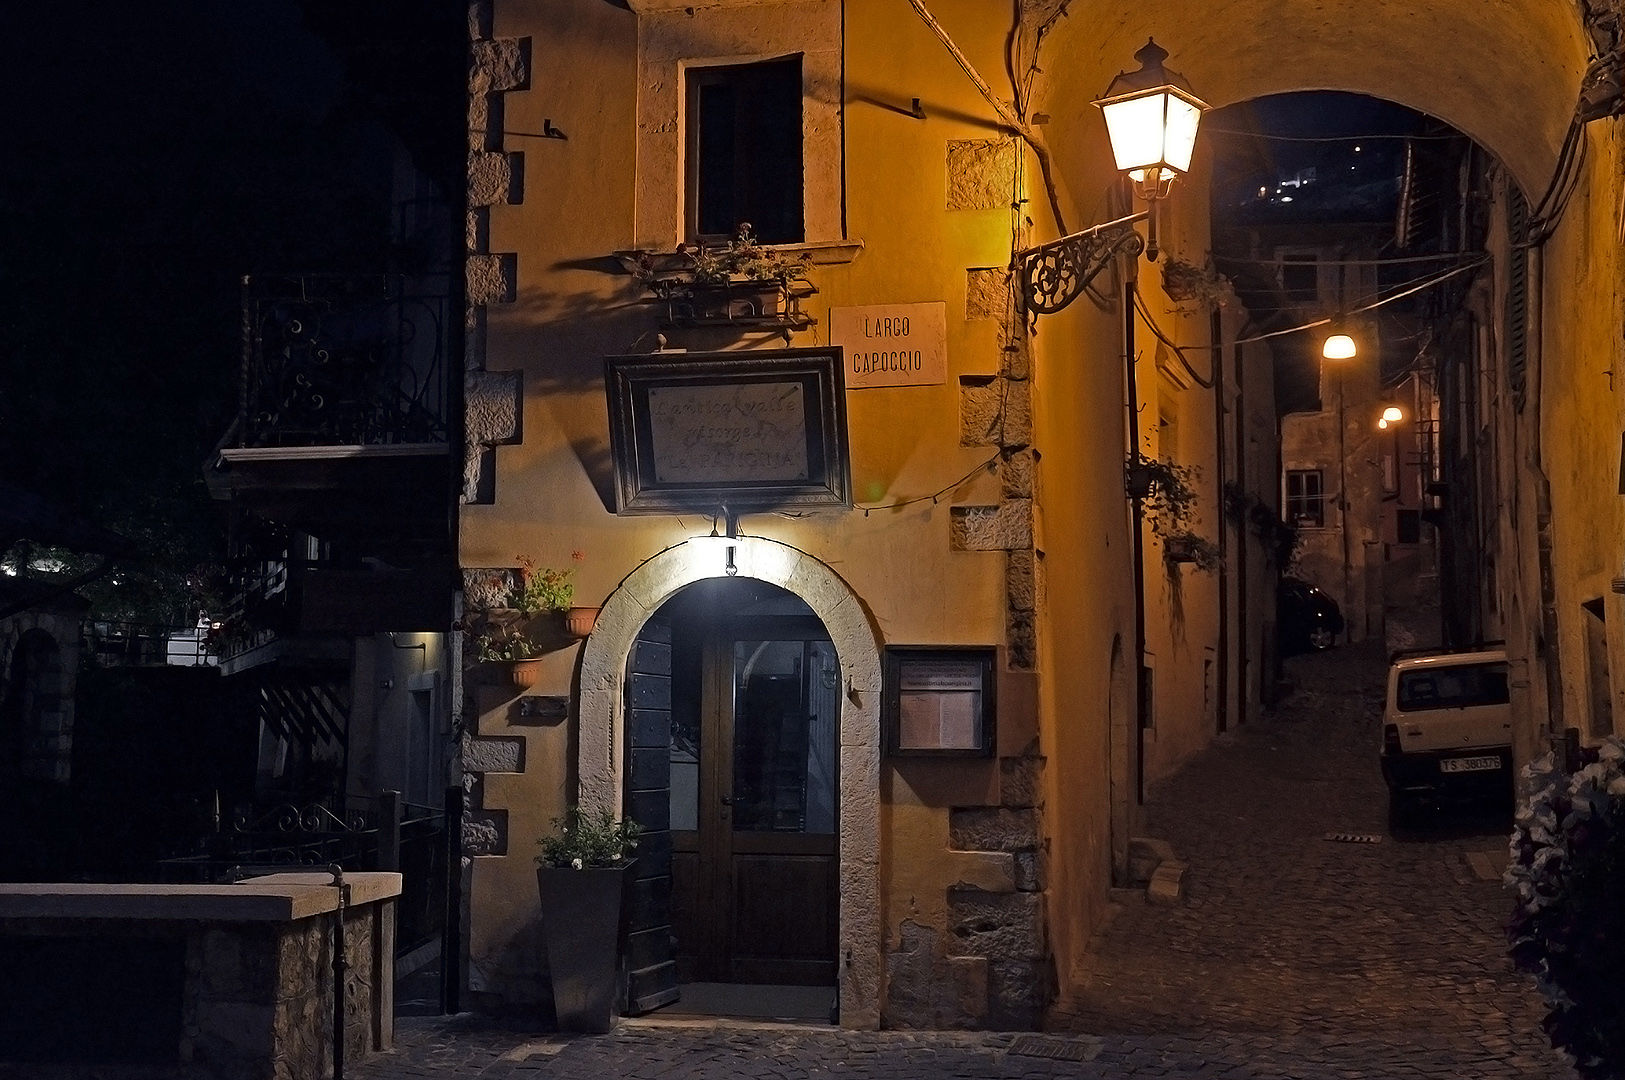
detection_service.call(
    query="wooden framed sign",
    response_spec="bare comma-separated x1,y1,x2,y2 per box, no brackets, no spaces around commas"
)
882,646,997,758
604,348,852,514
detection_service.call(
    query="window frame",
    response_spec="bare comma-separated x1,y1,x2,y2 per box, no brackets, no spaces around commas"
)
683,56,806,246
1286,469,1326,529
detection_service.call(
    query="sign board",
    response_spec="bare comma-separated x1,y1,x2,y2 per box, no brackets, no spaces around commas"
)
882,646,996,758
830,302,948,389
604,349,851,514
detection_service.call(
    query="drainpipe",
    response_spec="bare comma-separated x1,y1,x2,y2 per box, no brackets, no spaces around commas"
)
328,864,348,1080
1234,341,1248,723
1212,310,1229,733
1526,243,1566,742
1126,279,1149,803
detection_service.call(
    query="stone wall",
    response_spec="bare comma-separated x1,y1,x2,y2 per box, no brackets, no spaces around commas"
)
0,877,397,1080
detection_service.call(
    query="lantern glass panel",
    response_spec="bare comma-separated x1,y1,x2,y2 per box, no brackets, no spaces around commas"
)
1163,94,1203,172
1101,93,1170,172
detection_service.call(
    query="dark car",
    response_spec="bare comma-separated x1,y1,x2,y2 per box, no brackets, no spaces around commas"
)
1278,576,1345,653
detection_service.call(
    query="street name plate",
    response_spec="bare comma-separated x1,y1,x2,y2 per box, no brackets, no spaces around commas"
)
830,302,947,389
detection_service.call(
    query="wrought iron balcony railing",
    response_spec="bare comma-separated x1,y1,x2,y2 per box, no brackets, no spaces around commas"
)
235,273,452,448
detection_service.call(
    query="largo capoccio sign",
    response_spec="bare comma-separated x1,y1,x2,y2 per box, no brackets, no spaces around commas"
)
830,302,948,389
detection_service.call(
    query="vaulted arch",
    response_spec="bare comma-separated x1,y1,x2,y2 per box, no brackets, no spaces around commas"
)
1036,1,1593,203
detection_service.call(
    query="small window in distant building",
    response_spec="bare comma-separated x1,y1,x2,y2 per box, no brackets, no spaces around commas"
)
1286,469,1325,528
1397,508,1421,545
1281,258,1318,302
686,56,804,245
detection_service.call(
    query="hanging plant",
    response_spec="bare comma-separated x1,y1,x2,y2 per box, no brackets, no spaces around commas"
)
1222,481,1301,570
1506,739,1625,1078
1129,456,1221,574
1160,255,1234,311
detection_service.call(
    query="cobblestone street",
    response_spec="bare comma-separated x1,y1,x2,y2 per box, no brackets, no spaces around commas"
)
356,644,1572,1079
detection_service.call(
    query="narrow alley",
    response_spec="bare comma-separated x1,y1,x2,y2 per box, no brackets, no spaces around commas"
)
354,645,1568,1080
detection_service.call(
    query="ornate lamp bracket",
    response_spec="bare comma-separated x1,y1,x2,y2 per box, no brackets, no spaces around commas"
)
1016,211,1149,318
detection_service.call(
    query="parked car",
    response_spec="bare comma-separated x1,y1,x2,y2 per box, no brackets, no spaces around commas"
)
1277,576,1344,653
1380,647,1514,818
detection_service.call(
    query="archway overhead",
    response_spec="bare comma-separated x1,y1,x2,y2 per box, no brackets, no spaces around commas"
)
1037,1,1592,202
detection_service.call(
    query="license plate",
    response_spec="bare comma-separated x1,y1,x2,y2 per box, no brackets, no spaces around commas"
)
1441,755,1501,773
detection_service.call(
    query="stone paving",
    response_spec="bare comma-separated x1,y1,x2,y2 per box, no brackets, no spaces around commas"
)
354,643,1573,1079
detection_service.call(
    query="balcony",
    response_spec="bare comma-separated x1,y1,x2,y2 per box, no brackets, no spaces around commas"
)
234,272,451,449
207,273,456,547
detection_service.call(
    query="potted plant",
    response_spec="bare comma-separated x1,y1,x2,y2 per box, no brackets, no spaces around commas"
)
475,630,543,690
535,807,642,1032
1506,739,1625,1078
470,559,576,688
632,224,812,322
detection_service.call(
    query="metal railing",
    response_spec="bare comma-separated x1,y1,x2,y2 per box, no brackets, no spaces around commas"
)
236,273,452,449
81,621,220,668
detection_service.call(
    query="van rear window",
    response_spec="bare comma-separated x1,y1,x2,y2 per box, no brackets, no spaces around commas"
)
1396,663,1510,711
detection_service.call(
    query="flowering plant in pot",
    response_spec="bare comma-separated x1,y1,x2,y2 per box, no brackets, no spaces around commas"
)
1506,738,1625,1078
633,224,811,319
535,807,641,1032
469,559,575,688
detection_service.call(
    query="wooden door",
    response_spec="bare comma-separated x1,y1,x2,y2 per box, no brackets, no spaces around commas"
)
672,617,838,985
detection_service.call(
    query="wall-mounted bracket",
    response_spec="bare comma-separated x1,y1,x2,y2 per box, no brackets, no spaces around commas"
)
1015,211,1148,317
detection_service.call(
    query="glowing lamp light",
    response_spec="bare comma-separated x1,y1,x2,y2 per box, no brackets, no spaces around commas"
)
1381,406,1404,423
1323,331,1357,360
1377,418,1389,430
1095,39,1210,201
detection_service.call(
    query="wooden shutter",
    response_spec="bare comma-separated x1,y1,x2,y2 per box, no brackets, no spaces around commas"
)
623,617,680,1014
1505,184,1529,412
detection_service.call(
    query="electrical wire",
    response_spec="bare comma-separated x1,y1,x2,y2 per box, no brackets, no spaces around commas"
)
1232,257,1489,345
855,454,1001,515
1216,251,1483,268
1131,289,1214,388
1206,128,1464,143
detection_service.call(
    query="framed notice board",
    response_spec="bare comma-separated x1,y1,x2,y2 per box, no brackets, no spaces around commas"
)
604,349,851,514
882,646,996,758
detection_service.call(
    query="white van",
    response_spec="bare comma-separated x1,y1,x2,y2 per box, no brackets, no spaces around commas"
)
1380,648,1514,815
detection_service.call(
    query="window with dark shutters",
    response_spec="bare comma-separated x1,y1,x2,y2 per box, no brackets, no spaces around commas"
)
685,57,805,245
1505,184,1529,411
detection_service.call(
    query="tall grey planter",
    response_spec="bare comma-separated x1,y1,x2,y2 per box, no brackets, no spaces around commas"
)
536,863,634,1032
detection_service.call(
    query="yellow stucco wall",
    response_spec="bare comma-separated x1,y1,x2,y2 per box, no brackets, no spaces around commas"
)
463,0,1607,1027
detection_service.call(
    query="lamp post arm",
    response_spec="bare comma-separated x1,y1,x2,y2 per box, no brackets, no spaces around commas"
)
1016,211,1149,318
904,0,1070,235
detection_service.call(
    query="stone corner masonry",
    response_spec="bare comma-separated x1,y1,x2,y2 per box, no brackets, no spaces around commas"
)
0,872,401,1079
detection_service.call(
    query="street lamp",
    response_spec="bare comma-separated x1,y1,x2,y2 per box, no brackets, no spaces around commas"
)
1323,323,1357,360
1018,40,1208,316
1381,405,1404,424
1096,39,1210,203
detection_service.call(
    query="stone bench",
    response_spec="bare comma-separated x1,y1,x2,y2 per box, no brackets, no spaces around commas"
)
0,871,400,1079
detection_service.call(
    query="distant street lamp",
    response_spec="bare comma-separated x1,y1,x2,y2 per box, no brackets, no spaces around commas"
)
1381,405,1404,424
1323,324,1358,360
1019,40,1208,315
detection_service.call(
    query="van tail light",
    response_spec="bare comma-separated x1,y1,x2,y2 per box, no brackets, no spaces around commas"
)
1384,724,1403,756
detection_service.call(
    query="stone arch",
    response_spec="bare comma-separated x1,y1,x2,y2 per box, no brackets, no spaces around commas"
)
1036,2,1593,203
576,535,884,1028
2,627,67,784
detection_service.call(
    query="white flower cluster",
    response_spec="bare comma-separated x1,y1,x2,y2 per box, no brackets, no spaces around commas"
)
1506,738,1625,917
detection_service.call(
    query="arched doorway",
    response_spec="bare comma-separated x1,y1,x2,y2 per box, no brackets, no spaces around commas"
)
576,535,883,1028
628,578,840,1018
2,628,64,784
